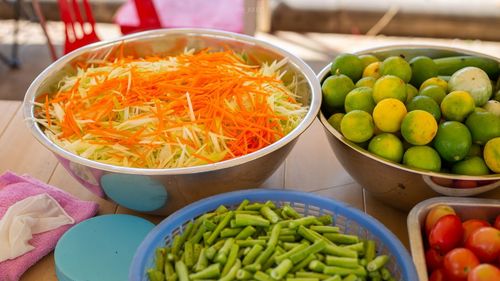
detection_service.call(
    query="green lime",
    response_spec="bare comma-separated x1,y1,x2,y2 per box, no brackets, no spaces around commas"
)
380,56,412,83
327,113,345,132
321,74,355,110
344,87,375,114
409,56,438,88
419,85,447,105
451,156,490,176
356,77,376,88
362,62,382,79
403,146,442,172
448,66,493,106
440,90,476,122
368,133,404,163
406,95,441,121
433,121,472,162
359,54,379,68
474,107,488,113
484,137,500,173
401,110,438,145
372,75,407,103
420,77,448,91
340,110,375,143
405,84,419,104
331,54,364,82
372,98,407,133
465,111,500,145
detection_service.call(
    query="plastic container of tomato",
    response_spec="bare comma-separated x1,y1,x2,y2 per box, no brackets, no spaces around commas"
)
407,197,500,281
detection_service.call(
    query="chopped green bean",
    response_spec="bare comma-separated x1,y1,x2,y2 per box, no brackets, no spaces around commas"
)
221,228,244,238
290,254,316,272
310,225,340,233
286,278,319,281
260,206,280,224
282,205,302,219
194,248,208,272
289,216,321,229
323,265,367,277
380,267,392,280
289,240,326,264
155,247,166,272
216,205,229,214
324,233,359,245
324,275,342,281
364,240,376,263
254,271,274,281
220,259,241,281
325,256,359,269
190,224,207,244
236,269,253,280
343,242,364,254
322,244,358,259
267,224,282,248
189,263,220,280
235,225,257,240
275,243,309,264
295,271,330,279
234,214,270,227
366,255,389,272
183,241,194,268
215,238,234,264
308,260,326,273
207,211,233,245
235,239,266,247
147,269,165,281
236,199,250,211
342,273,357,281
222,243,240,276
317,215,333,225
283,242,302,250
242,244,264,265
175,260,189,281
270,259,293,280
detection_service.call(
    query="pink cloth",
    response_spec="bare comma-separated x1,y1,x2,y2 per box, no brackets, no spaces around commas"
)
115,0,245,33
0,171,99,281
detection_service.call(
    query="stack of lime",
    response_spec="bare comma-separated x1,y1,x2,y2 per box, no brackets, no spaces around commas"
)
322,53,500,177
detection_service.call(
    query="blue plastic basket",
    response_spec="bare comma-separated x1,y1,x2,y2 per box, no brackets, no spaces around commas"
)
129,189,418,281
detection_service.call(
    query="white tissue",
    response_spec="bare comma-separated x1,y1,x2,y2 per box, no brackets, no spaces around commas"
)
0,193,75,262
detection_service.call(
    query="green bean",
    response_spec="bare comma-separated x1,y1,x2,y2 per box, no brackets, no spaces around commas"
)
275,243,309,264
235,239,266,247
364,240,376,263
368,271,381,279
260,206,280,224
171,235,183,258
268,224,282,248
220,259,241,281
234,214,270,227
243,263,261,273
343,242,364,254
295,271,330,279
193,243,202,263
380,268,392,280
216,205,229,214
366,255,389,272
289,216,321,229
221,228,244,238
308,260,326,273
194,248,208,272
271,259,293,280
254,271,274,281
183,241,194,268
317,215,333,225
147,269,165,281
322,244,358,259
235,225,257,240
286,278,319,281
324,275,342,281
242,244,264,265
207,211,233,245
189,224,207,244
325,256,359,269
235,210,261,215
155,247,166,272
290,254,316,272
175,260,189,281
359,258,367,267
283,242,302,250
324,233,359,245
205,246,217,261
342,273,357,281
165,272,177,281
262,246,285,271
310,225,340,233
323,265,367,277
279,235,298,242
203,219,217,231
282,205,302,219
202,231,212,244
289,240,327,264
236,269,253,280
165,258,175,277
297,226,332,246
215,238,234,264
222,244,240,276
280,228,298,236
254,245,276,266
236,199,250,211
189,263,220,280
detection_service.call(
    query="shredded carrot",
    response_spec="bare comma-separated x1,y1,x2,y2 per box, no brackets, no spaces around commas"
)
35,49,308,168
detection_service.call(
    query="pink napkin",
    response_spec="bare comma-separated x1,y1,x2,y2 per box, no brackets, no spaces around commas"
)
0,171,99,281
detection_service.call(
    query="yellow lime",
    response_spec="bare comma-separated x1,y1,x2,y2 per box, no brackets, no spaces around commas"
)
331,54,364,82
420,77,448,91
441,90,475,122
380,56,412,83
452,156,490,176
403,146,442,172
355,77,376,88
401,110,438,145
344,87,375,114
409,56,438,88
362,62,382,79
372,75,407,103
372,98,407,133
406,84,419,104
359,54,379,68
484,137,500,173
327,113,345,132
419,85,447,105
407,95,441,121
340,110,375,143
465,111,500,145
448,67,493,106
321,74,355,110
368,133,404,163
433,121,472,162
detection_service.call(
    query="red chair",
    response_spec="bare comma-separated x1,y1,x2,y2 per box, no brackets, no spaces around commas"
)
58,0,100,54
115,0,161,35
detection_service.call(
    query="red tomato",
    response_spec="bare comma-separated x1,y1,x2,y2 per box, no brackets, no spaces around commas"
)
443,248,479,281
426,248,445,272
429,268,446,281
425,204,457,235
463,219,490,243
468,264,500,281
465,227,500,263
430,214,464,254
494,215,500,230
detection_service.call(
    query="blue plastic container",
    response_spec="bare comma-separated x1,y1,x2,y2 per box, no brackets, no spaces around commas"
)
130,189,418,281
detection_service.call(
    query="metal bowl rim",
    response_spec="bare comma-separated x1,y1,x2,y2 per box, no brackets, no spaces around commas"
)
317,44,500,180
22,28,321,175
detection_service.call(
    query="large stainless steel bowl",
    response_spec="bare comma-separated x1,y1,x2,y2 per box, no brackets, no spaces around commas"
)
318,45,500,211
23,29,321,215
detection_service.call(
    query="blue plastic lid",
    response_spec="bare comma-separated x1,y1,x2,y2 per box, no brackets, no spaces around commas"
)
55,214,155,281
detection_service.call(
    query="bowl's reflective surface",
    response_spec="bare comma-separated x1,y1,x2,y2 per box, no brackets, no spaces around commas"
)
23,29,321,214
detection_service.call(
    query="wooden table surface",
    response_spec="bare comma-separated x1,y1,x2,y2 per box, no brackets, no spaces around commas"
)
1,31,499,281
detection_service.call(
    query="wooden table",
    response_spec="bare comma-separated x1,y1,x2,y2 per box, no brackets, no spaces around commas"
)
1,31,499,281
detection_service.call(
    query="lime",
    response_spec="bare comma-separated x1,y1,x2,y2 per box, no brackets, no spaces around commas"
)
327,113,345,132
406,84,419,104
372,98,407,133
448,66,493,106
401,110,438,145
322,74,355,110
359,54,379,68
331,54,364,82
372,75,407,103
484,100,500,117
440,90,475,122
340,110,375,143
362,62,382,79
409,56,438,88
368,133,404,163
474,107,488,113
420,77,448,91
433,121,472,162
344,87,375,114
484,137,500,173
406,95,441,121
380,56,412,83
419,85,447,105
452,156,490,176
465,111,500,145
403,146,442,172
356,77,376,88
